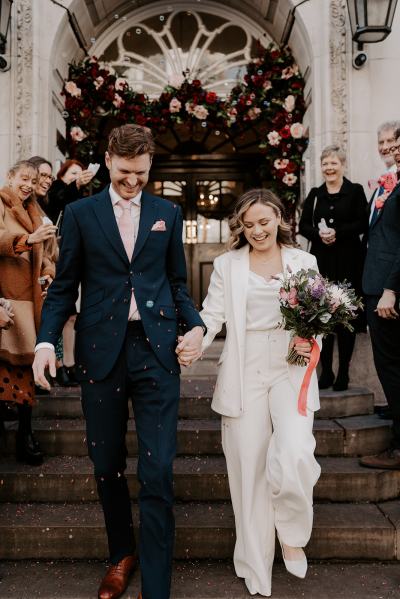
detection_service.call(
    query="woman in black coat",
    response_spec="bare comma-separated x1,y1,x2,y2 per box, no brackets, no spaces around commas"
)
299,145,368,391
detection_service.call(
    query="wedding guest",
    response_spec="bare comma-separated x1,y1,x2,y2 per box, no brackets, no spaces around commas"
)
28,156,74,387
0,160,57,465
47,159,95,387
28,156,54,215
47,158,95,226
364,121,400,420
360,126,400,469
185,189,321,597
299,145,368,391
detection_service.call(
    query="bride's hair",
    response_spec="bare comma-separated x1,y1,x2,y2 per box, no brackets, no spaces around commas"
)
227,188,294,250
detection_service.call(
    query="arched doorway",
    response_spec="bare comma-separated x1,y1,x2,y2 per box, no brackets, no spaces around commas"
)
50,2,308,305
148,153,263,308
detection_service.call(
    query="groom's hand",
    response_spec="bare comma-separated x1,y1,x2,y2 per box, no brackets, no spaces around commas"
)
33,348,57,390
176,326,204,367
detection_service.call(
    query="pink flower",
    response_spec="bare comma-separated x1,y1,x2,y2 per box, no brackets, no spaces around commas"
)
65,81,81,97
290,122,304,138
284,94,296,112
247,107,261,120
283,173,298,186
274,158,289,170
70,126,87,142
193,105,209,120
94,76,104,90
267,131,281,146
281,65,299,79
115,77,128,91
288,288,299,307
279,288,289,302
263,80,272,91
169,97,182,113
113,93,124,108
185,102,195,115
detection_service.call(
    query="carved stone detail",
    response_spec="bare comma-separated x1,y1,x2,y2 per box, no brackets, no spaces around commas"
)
329,0,348,148
15,0,33,160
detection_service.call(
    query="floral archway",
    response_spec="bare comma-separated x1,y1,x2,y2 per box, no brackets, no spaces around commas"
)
62,43,308,211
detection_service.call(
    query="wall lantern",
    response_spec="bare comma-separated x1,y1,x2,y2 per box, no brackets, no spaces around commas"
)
347,0,398,46
0,0,13,71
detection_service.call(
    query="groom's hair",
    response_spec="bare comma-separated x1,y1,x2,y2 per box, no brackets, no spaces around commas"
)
107,124,155,158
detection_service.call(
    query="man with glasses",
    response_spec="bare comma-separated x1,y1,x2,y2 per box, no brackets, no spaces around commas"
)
360,125,400,469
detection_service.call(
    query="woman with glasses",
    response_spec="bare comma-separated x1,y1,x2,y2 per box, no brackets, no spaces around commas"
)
28,156,54,216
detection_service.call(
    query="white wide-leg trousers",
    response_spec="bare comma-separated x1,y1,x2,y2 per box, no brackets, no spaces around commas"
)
221,330,321,597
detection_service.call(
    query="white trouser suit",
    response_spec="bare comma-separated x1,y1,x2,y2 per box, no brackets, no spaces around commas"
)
201,246,321,597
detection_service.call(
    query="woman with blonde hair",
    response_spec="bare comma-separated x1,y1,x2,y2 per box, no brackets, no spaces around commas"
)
299,145,367,390
0,160,57,464
182,189,321,596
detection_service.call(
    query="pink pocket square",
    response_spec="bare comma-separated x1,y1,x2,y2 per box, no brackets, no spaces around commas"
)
151,220,166,231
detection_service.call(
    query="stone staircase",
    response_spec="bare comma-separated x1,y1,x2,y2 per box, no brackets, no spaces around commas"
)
1,375,400,564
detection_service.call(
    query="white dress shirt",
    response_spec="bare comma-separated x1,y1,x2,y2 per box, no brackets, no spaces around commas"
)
35,184,143,353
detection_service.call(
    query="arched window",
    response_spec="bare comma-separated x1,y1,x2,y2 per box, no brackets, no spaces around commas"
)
96,6,273,98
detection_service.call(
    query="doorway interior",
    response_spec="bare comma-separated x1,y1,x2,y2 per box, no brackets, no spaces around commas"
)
147,153,262,309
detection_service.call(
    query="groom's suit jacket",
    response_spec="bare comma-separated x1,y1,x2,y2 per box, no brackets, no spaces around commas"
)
37,186,204,380
362,178,400,296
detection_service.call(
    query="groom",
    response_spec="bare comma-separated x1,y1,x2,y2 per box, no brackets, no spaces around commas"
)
33,124,205,599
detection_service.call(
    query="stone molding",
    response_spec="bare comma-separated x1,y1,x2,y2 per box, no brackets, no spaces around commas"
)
329,0,348,149
15,0,33,160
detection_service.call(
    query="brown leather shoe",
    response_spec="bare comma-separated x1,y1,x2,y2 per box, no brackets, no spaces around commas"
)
98,555,138,599
359,448,400,469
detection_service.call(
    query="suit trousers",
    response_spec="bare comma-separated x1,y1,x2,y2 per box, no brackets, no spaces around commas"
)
366,295,400,446
81,321,180,599
221,330,320,597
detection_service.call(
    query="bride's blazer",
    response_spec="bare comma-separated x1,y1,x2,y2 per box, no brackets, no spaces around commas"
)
200,245,321,417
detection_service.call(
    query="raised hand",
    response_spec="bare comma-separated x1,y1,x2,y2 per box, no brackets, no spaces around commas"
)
28,223,57,244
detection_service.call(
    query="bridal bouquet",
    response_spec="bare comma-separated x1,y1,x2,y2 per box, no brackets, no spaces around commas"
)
278,268,363,367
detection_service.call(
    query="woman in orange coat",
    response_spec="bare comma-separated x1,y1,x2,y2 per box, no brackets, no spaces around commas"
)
0,160,57,465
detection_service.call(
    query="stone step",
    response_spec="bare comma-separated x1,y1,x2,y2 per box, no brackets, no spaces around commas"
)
34,384,374,420
1,560,399,599
2,414,392,457
0,501,396,560
1,456,399,504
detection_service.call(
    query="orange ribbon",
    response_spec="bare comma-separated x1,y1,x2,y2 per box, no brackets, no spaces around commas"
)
297,337,320,416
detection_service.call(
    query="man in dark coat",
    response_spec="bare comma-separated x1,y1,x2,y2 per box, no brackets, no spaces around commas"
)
33,124,205,599
360,125,400,469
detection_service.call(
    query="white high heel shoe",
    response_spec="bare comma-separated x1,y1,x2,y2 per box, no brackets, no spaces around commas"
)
278,536,308,579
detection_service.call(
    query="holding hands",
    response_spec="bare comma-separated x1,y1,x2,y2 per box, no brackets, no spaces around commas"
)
176,326,204,367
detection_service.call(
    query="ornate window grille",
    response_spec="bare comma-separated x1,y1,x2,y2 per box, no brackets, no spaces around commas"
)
96,5,272,98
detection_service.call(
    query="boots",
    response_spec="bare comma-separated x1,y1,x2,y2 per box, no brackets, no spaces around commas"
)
333,329,356,392
318,334,335,389
16,403,43,466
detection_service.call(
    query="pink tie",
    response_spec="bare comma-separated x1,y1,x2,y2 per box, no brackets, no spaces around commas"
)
117,199,138,319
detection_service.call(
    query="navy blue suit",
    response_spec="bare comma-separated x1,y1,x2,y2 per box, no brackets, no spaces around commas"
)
362,180,400,448
37,186,205,598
